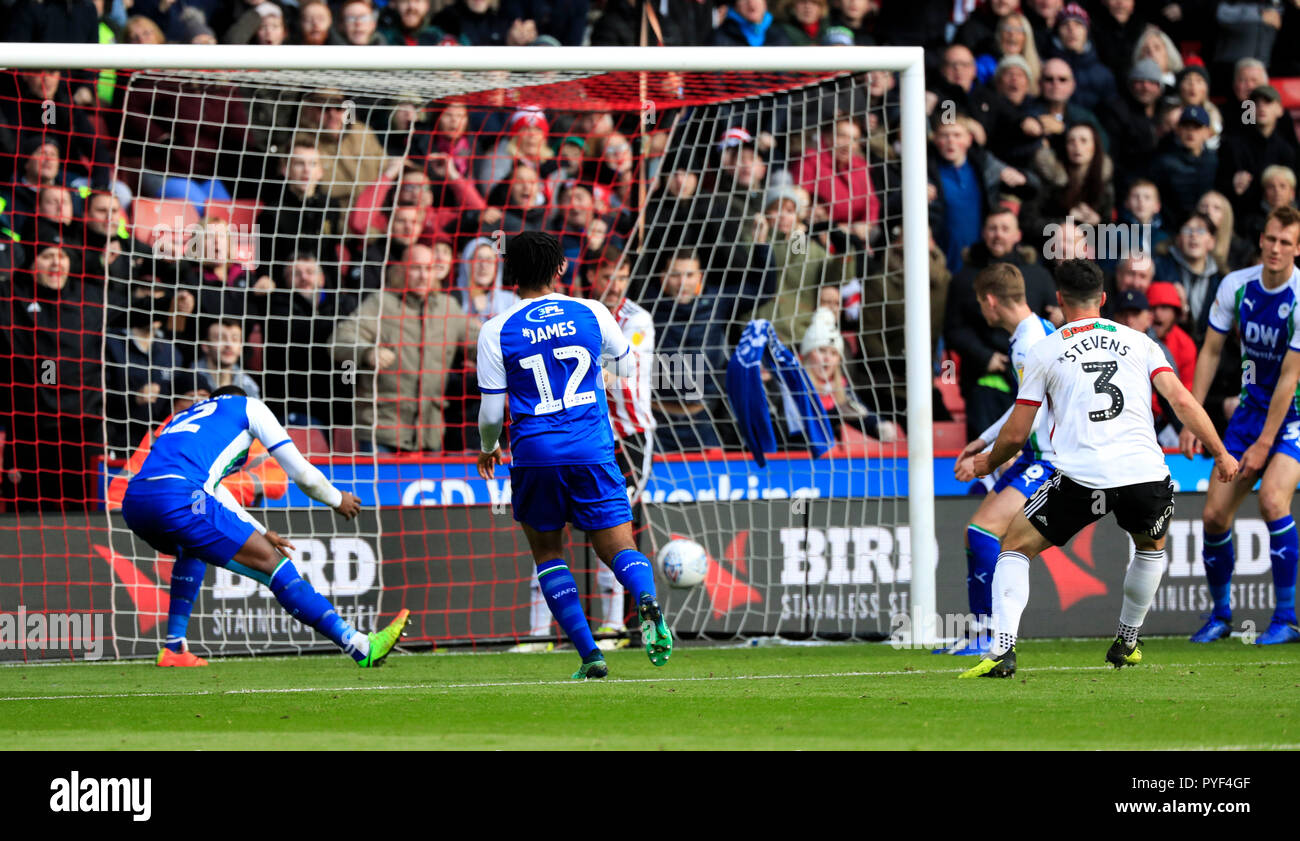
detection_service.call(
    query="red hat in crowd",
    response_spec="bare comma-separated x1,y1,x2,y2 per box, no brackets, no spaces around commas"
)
1146,282,1183,310
718,126,754,150
1059,3,1090,28
508,106,549,135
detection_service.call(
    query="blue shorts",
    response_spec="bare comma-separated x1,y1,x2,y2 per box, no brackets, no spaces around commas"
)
1224,402,1300,464
120,478,257,565
993,453,1057,497
510,461,633,533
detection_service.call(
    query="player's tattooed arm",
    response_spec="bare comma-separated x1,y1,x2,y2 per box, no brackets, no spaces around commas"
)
1155,370,1238,483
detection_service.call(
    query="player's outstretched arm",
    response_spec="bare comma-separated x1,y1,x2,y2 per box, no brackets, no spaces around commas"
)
1155,370,1238,483
245,398,360,519
972,402,1037,478
1179,326,1227,458
956,401,1032,480
1237,348,1300,477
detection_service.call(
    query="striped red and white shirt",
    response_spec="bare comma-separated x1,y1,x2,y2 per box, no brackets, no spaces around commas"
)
608,299,656,438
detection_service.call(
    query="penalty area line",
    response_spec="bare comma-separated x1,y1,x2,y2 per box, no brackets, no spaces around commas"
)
0,660,1292,702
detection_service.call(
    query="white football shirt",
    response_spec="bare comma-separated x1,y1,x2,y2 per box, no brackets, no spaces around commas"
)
1016,317,1173,488
979,313,1057,462
607,298,656,438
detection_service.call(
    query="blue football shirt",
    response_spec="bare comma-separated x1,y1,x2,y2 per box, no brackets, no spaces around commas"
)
133,394,293,492
476,293,630,466
1207,265,1300,411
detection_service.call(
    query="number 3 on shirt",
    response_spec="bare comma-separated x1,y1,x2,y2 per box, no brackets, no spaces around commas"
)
520,347,597,414
1082,360,1124,422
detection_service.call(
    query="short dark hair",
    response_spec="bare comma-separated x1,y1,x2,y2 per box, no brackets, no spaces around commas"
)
506,231,564,292
1054,258,1104,305
210,385,247,398
669,247,700,268
1181,211,1217,238
1266,204,1300,236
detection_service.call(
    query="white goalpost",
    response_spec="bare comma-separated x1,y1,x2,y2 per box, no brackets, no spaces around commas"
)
4,44,938,654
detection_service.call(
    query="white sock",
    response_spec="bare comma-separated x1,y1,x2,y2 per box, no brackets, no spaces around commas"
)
528,576,551,637
1119,549,1167,631
343,627,370,657
990,552,1031,655
596,566,624,627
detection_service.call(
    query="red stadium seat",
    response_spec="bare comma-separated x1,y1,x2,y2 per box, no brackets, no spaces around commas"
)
1272,77,1300,110
132,198,199,247
204,198,260,229
287,426,330,457
933,421,968,455
330,427,356,454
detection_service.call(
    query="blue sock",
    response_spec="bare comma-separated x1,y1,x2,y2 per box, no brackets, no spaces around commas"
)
610,549,657,603
1202,529,1235,621
1268,516,1298,623
165,555,206,653
536,559,598,659
268,559,367,661
966,525,999,625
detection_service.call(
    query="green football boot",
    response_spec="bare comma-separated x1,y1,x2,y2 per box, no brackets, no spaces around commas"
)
1105,635,1142,669
572,654,609,680
958,647,1016,678
638,593,672,667
358,609,410,668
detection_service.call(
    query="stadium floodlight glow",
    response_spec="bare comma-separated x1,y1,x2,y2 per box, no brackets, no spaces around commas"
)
10,44,937,655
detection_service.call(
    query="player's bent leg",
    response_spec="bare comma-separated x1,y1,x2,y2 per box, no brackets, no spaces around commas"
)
952,488,1029,655
1193,472,1254,641
588,522,672,667
229,531,408,668
1256,452,1300,644
960,513,1052,679
157,554,209,667
519,522,606,678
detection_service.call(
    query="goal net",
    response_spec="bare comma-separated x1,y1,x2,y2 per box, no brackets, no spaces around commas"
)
0,45,936,660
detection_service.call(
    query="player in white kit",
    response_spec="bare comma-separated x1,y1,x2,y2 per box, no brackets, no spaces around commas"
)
960,259,1238,678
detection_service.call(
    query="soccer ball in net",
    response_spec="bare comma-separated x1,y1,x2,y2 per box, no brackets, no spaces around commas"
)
656,540,710,589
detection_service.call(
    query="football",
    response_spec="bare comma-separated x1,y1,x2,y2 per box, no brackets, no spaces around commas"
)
656,539,710,589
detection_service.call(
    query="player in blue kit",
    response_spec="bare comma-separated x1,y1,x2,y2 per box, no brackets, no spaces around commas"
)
1181,206,1300,645
120,385,410,666
951,264,1058,656
476,231,672,680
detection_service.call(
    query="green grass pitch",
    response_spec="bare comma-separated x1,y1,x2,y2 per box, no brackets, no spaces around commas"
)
0,639,1296,750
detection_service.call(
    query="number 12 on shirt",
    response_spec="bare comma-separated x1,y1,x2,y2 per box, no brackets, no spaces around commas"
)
520,345,597,415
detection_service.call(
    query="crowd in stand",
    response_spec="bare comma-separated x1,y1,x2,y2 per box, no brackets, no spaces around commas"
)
1,0,1298,511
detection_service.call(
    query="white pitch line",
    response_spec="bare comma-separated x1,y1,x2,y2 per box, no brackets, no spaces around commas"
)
0,660,1293,703
1158,744,1300,751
